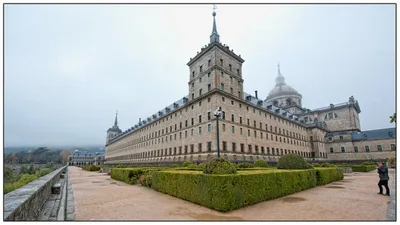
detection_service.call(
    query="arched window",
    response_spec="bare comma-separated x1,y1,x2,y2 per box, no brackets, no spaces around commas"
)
286,98,291,106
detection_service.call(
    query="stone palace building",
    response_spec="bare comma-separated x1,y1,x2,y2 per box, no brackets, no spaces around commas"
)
104,9,395,165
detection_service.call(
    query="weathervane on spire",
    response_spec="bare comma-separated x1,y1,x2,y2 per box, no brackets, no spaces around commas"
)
210,4,220,43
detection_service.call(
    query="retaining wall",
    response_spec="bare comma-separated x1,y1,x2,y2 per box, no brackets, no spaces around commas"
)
4,165,67,221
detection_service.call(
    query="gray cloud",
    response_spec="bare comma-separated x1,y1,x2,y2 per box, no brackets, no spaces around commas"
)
5,4,395,147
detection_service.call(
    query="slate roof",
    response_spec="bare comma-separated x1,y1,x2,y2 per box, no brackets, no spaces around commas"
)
107,90,308,145
351,128,396,141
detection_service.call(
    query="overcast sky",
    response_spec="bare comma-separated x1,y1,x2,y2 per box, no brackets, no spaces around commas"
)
5,4,395,147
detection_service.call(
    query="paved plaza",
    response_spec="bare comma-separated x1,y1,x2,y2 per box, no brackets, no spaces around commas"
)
69,166,395,221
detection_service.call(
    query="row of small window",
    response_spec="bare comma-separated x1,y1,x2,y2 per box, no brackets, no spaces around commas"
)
330,144,395,153
69,157,93,160
107,124,308,154
128,93,306,136
192,59,241,78
111,111,307,150
113,97,307,147
191,83,242,100
107,142,326,160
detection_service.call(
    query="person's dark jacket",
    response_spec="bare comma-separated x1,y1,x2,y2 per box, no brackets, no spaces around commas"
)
377,166,389,180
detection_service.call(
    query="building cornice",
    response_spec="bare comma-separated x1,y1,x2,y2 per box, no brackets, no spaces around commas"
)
187,42,244,67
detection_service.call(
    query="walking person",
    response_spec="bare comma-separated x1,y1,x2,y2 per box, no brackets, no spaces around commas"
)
377,162,390,196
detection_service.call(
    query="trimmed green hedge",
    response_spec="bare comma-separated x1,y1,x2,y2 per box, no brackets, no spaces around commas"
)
253,160,269,168
82,165,101,171
349,165,376,172
111,168,162,184
151,169,316,212
315,167,344,186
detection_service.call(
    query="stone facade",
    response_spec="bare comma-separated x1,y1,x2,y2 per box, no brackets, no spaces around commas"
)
104,10,395,164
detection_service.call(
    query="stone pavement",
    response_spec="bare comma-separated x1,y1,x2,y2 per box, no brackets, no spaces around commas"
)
386,169,396,221
69,166,394,221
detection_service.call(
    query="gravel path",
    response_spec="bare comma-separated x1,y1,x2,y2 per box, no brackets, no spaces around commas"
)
69,166,393,221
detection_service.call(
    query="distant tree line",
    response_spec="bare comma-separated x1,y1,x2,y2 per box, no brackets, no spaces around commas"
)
4,147,71,165
4,162,60,194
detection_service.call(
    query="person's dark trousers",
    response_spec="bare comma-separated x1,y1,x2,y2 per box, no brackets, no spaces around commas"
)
378,180,390,195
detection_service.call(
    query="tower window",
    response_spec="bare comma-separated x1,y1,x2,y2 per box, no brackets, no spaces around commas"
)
192,71,195,77
199,77,202,83
237,69,240,75
221,83,225,91
229,64,232,71
208,84,211,91
199,89,202,96
208,72,211,77
200,65,203,72
230,87,233,95
208,59,211,67
192,93,194,99
221,71,224,77
220,59,223,66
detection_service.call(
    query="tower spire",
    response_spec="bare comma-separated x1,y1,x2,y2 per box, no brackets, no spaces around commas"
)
275,62,286,86
114,110,118,126
210,4,220,43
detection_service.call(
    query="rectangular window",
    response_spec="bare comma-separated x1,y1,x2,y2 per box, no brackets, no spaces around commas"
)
232,142,236,152
254,130,257,137
261,146,265,154
341,147,345,152
354,146,358,152
255,145,259,153
222,124,226,132
208,112,211,120
240,143,244,153
179,146,182,154
200,65,203,72
190,144,194,153
391,144,396,151
248,130,250,136
191,129,194,136
184,145,188,154
240,117,242,124
340,136,343,140
198,143,202,152
223,141,227,151
208,124,212,132
222,111,225,120
230,87,233,95
208,84,211,91
377,145,382,151
248,145,252,153
199,89,202,96
267,147,270,155
199,115,202,123
207,141,212,152
238,91,241,98
185,120,188,127
365,146,370,152
232,126,235,133
191,118,194,126
231,114,235,122
185,130,187,137
221,83,225,91
208,60,211,67
261,132,263,139
199,126,202,135
240,128,243,135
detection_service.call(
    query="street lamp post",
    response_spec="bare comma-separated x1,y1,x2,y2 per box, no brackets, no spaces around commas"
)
214,107,222,158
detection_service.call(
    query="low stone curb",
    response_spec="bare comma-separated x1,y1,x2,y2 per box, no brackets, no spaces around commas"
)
66,167,75,221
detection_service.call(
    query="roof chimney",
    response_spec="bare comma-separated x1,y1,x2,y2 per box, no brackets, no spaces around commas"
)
139,118,141,123
255,90,258,99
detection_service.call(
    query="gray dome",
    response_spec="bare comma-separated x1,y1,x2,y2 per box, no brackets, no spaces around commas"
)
266,64,302,101
266,84,302,100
